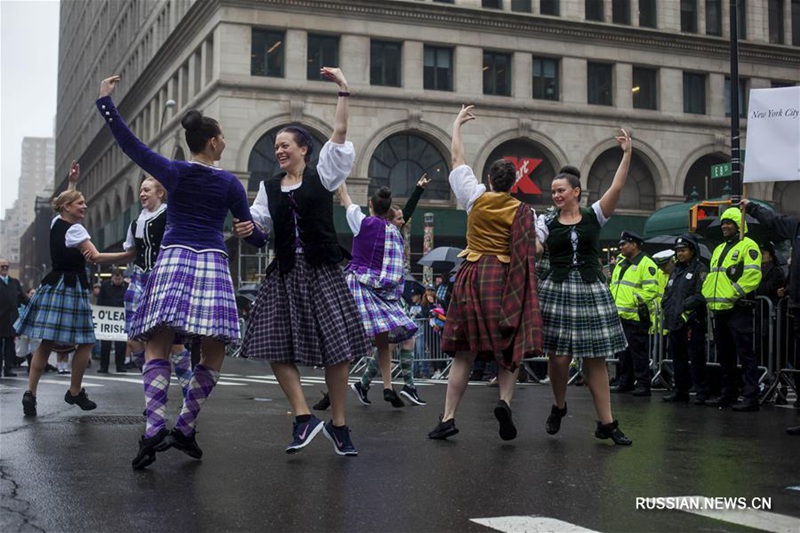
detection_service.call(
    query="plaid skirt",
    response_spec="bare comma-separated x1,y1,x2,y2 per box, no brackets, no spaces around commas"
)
442,257,514,361
241,256,370,367
539,269,627,358
124,268,150,333
129,246,239,343
14,275,96,345
345,273,417,343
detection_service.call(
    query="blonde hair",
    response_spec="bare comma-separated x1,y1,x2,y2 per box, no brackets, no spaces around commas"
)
142,176,167,202
51,190,84,213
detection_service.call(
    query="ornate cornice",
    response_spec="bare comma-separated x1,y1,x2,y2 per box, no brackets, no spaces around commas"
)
226,0,800,67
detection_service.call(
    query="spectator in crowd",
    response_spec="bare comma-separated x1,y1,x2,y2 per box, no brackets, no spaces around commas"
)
610,231,659,396
660,234,709,404
15,288,41,371
1,258,29,377
702,206,762,411
740,199,800,431
756,241,785,304
96,268,129,373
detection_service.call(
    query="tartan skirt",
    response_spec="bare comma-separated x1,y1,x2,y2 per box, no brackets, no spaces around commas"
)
345,273,417,343
442,256,512,361
14,275,96,345
129,246,239,343
124,268,150,333
241,256,370,367
539,269,627,358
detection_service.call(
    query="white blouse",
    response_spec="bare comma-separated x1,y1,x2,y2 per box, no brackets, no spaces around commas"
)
51,216,91,248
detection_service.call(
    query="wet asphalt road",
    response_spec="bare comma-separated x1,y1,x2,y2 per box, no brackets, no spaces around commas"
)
1,357,799,533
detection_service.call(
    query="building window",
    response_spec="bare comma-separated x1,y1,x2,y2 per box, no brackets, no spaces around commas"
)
587,62,613,106
639,0,657,27
681,0,697,33
432,0,455,3
532,56,559,101
424,46,453,92
768,0,784,44
725,77,747,118
252,29,285,78
368,133,450,200
307,34,339,81
632,67,657,110
771,80,795,88
511,0,532,11
705,0,722,36
586,0,604,21
612,0,631,24
370,40,402,87
541,0,559,15
482,0,503,8
483,51,512,96
683,72,706,114
794,0,800,46
738,0,747,39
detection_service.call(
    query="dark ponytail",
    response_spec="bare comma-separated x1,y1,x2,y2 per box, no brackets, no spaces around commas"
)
371,186,393,218
181,110,221,154
488,159,516,193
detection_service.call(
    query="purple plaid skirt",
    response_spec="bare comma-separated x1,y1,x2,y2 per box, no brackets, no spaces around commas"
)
345,273,417,343
14,275,96,345
124,267,150,333
129,246,239,343
241,256,370,366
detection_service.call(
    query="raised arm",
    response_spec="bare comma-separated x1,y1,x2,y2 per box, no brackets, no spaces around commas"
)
321,67,349,144
338,182,354,209
597,128,632,218
402,173,428,223
451,105,475,168
67,160,80,191
97,76,179,189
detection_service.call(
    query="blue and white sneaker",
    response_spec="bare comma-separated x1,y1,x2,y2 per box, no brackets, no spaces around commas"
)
285,415,324,454
322,421,358,456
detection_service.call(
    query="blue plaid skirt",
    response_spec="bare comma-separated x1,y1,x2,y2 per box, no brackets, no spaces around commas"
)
241,256,370,366
14,275,96,345
345,272,417,343
129,246,239,343
539,270,627,358
124,267,150,333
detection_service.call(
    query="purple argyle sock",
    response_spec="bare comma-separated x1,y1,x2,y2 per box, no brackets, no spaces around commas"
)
142,359,171,438
170,350,192,401
174,364,219,438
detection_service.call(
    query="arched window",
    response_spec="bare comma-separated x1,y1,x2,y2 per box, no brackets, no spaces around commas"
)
247,126,326,192
368,133,449,200
588,151,656,211
682,154,730,200
480,138,557,206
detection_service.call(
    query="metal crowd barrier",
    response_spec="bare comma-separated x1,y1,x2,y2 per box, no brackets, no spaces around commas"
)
761,297,799,404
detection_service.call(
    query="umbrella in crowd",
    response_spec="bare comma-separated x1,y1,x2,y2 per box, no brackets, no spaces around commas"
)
643,235,712,262
418,246,464,272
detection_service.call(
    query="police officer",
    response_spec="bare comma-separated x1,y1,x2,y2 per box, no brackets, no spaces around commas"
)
701,207,762,411
661,234,709,404
610,231,659,396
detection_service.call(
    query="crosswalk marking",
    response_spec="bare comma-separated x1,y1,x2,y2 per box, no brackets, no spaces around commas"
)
471,516,600,532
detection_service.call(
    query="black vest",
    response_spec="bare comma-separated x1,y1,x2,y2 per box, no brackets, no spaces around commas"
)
130,209,167,271
43,218,89,289
265,167,343,274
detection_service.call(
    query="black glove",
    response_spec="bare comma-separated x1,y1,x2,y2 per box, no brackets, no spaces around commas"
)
726,262,743,282
637,303,651,327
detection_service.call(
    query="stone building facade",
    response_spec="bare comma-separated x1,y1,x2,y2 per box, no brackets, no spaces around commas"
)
55,0,800,279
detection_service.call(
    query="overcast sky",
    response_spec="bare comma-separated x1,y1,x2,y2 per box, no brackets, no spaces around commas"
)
0,0,59,220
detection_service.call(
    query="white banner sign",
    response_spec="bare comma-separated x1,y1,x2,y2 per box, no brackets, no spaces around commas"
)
743,86,800,183
91,305,127,341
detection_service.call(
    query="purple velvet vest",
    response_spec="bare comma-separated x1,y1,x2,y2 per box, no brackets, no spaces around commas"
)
350,217,387,273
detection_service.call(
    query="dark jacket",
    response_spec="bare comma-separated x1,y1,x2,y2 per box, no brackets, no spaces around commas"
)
97,279,128,307
745,202,799,306
0,276,28,336
756,262,785,303
661,257,708,331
